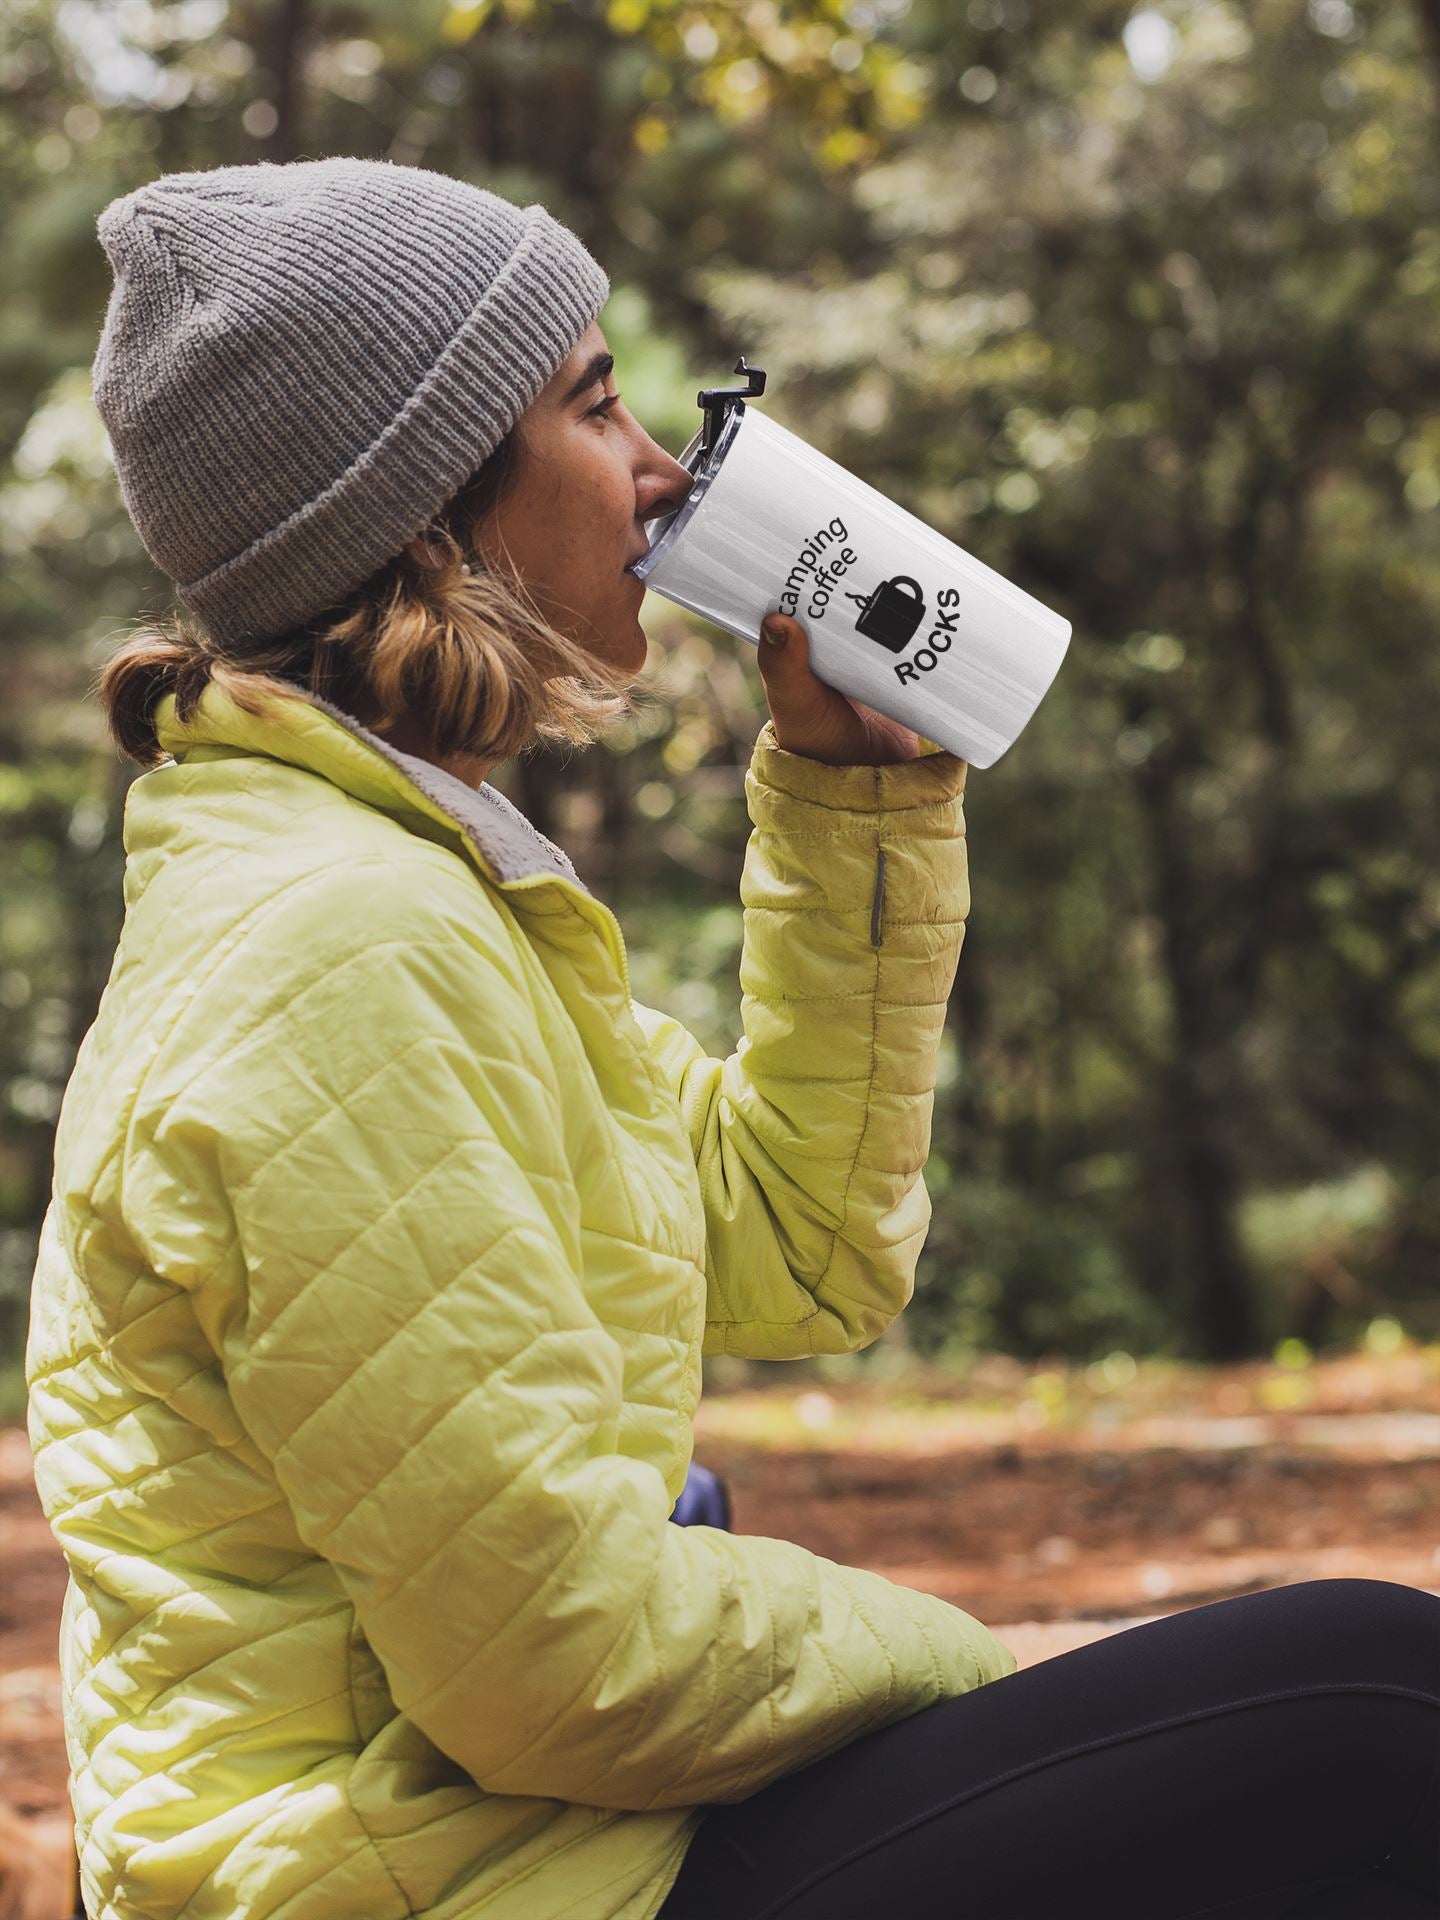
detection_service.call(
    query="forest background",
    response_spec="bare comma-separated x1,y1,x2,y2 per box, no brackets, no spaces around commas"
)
2,0,1438,1420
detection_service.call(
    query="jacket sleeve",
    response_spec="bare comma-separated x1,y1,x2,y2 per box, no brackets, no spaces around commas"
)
628,719,970,1360
121,870,1015,1812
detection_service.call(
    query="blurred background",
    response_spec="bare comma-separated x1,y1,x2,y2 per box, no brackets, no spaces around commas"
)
3,8,1439,1886
2,0,1439,1419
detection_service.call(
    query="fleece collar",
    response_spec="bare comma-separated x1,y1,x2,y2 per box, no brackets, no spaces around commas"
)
151,680,586,894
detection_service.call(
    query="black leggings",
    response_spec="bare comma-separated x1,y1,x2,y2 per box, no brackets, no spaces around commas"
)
657,1578,1440,1920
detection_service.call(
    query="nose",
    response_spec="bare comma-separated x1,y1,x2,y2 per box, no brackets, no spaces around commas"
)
635,435,696,525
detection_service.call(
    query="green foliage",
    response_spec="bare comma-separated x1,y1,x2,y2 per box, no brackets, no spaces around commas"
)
2,0,1437,1378
909,1165,1174,1363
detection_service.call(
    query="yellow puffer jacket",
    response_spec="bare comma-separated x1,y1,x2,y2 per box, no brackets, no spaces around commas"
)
26,680,1016,1920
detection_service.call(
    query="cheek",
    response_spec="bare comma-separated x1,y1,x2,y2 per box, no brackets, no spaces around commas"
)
590,422,637,493
539,431,635,577
581,465,635,560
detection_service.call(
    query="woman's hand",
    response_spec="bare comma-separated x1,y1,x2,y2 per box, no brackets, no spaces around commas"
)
754,612,931,766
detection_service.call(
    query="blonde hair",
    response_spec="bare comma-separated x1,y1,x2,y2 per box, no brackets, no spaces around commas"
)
96,423,645,770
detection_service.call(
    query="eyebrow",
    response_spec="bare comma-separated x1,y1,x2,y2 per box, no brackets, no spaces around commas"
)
561,351,615,407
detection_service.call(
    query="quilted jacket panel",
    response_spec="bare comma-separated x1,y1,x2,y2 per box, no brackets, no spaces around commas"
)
26,680,1017,1920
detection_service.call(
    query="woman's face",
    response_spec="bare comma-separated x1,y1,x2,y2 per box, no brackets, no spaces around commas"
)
475,320,695,678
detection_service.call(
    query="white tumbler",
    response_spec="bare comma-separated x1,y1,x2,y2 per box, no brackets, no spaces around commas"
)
628,359,1072,768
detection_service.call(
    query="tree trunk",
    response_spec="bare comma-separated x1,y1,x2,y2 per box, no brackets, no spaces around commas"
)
265,0,307,162
1413,0,1440,125
594,746,631,901
1136,745,1264,1360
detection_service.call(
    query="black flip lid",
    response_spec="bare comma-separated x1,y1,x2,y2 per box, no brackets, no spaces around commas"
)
631,356,769,583
698,355,767,456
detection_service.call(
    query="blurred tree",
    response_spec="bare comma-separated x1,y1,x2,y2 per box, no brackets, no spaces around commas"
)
1,0,1436,1396
698,0,1439,1359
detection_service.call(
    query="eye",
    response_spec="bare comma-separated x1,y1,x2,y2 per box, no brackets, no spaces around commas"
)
587,391,623,423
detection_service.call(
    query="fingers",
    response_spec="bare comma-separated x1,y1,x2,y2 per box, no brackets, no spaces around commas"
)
754,612,866,761
753,610,934,767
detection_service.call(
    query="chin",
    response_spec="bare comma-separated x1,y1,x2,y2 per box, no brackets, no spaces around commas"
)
623,620,651,673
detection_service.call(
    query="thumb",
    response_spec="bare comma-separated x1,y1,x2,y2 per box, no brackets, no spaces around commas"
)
755,611,811,709
757,611,804,672
754,610,862,758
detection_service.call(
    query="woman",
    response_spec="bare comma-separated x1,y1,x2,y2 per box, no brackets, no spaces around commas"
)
26,158,1437,1920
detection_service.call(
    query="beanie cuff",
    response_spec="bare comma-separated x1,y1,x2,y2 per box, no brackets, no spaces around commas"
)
177,204,609,645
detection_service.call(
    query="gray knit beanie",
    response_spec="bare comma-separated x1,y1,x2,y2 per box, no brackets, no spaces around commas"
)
91,156,610,645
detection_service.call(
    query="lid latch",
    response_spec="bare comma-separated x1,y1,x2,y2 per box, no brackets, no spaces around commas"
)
697,356,767,457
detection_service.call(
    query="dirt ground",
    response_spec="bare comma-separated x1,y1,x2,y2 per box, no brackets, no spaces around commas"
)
3,1343,1437,1888
690,1343,1440,1622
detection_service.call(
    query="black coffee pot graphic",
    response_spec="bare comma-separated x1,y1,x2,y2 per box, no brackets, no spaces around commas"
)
848,575,926,653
